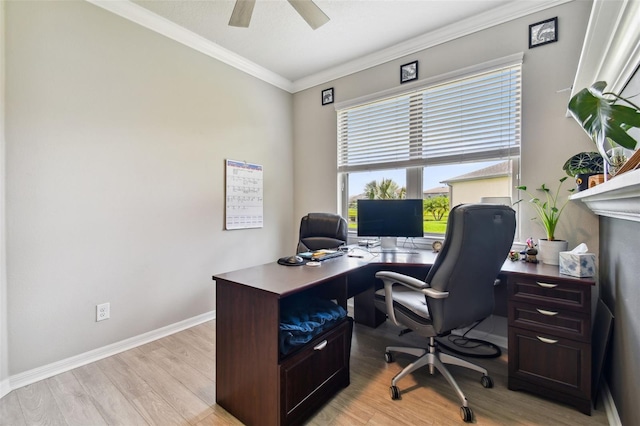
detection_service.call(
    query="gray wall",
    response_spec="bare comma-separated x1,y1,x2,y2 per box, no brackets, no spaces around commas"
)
599,217,640,424
292,1,599,256
597,65,640,424
1,0,8,389
5,0,294,376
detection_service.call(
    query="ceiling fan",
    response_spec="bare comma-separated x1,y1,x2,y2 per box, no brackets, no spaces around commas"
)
229,0,330,30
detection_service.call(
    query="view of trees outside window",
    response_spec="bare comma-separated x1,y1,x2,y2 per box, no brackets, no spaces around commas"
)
346,159,510,236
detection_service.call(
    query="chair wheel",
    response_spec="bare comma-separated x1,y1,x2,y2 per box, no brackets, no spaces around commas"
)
481,375,493,388
460,406,473,422
384,351,394,363
390,385,400,400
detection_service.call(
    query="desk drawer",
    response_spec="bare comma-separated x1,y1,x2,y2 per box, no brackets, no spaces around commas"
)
508,326,591,400
508,276,590,313
508,301,590,342
280,317,353,425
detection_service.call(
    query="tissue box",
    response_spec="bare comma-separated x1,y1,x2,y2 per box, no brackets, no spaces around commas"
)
559,251,596,277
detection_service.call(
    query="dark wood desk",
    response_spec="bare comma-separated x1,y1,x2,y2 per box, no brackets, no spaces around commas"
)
213,250,595,425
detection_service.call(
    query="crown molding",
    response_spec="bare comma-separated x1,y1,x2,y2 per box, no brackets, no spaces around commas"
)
87,0,570,94
86,0,294,92
292,0,572,92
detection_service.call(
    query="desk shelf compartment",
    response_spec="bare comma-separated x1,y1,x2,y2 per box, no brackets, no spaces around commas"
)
507,274,594,415
216,274,353,426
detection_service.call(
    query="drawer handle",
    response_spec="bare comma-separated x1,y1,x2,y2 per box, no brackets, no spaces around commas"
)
314,340,328,351
536,281,558,288
536,336,558,344
536,308,559,316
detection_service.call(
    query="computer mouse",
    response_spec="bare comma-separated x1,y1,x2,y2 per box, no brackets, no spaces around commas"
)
287,255,304,264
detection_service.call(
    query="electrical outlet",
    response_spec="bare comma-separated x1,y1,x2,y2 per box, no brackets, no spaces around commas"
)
96,303,110,322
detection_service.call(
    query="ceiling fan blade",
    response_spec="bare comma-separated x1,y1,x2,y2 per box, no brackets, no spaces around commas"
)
287,0,330,30
229,0,256,28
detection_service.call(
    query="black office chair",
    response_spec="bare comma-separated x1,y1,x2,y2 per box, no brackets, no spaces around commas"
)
373,204,516,422
297,212,348,253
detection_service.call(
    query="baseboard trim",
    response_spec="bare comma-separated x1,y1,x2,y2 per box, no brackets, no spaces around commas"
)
601,380,621,426
7,310,216,393
0,378,11,400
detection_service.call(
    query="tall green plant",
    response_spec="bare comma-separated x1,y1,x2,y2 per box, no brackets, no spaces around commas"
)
568,81,640,163
515,177,574,241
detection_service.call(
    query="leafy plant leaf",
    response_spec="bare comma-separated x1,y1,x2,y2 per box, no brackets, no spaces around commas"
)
568,81,640,162
562,151,604,176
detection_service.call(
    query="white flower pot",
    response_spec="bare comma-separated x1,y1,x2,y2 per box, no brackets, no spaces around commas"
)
538,239,568,265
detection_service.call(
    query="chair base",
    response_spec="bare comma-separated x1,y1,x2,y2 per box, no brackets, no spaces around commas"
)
385,337,492,422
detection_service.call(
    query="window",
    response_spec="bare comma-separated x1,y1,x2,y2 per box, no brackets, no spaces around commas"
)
337,54,522,238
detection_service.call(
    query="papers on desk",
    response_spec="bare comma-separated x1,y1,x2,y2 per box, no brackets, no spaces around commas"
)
298,250,345,261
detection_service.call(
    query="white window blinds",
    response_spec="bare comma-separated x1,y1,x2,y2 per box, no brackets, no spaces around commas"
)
337,62,521,173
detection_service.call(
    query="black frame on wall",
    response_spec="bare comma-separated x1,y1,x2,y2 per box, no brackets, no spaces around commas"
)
529,17,558,48
400,61,418,84
321,88,334,105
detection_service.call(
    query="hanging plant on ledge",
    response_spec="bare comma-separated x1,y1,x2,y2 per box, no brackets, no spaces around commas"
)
568,81,640,164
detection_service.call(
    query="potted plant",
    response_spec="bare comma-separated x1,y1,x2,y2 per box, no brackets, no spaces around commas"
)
562,151,604,191
567,81,640,170
515,177,574,265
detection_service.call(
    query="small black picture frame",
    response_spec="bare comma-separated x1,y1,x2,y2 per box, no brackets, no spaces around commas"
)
321,87,334,105
529,17,558,48
400,61,418,84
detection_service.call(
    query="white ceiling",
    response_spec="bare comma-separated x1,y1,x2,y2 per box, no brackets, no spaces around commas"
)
89,0,571,92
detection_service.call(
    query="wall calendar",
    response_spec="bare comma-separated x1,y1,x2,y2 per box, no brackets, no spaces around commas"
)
225,159,264,230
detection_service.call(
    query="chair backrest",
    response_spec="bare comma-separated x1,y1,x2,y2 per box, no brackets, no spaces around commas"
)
297,213,348,253
425,204,516,334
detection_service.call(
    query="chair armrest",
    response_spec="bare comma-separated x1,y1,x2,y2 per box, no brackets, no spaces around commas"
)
375,271,449,327
375,271,449,299
376,271,426,289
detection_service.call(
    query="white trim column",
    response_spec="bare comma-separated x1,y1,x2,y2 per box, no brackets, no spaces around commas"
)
0,0,10,399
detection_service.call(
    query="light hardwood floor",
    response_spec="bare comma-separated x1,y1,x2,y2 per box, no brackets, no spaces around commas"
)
0,318,610,425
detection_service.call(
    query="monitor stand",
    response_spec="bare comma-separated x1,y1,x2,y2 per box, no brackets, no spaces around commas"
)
380,237,398,252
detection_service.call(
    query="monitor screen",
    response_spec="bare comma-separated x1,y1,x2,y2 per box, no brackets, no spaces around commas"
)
356,199,424,238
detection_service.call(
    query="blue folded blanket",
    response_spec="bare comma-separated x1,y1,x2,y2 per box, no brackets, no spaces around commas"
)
279,297,347,355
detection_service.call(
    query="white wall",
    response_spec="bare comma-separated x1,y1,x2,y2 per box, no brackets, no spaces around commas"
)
1,0,9,392
5,1,294,376
292,0,599,255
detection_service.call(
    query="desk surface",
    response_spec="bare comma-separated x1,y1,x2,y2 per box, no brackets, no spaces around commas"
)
213,249,595,297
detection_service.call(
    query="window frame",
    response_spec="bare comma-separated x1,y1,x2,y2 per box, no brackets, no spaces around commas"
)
337,54,523,243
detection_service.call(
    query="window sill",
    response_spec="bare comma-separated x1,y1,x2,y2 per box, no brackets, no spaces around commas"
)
569,169,640,223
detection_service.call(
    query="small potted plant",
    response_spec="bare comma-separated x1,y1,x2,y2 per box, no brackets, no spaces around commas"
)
562,151,604,191
515,177,574,265
568,81,640,170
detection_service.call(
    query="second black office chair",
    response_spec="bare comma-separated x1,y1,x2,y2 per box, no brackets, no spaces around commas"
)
373,203,516,422
297,212,348,253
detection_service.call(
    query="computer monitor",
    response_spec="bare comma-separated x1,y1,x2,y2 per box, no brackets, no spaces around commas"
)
356,199,424,251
